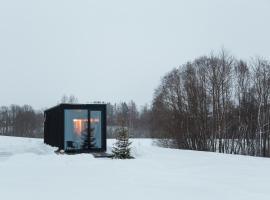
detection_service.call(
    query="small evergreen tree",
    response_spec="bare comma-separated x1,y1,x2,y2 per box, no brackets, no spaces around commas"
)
112,126,133,159
81,128,96,149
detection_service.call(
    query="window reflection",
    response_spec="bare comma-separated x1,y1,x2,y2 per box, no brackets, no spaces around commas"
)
91,111,102,148
64,109,102,150
72,118,100,135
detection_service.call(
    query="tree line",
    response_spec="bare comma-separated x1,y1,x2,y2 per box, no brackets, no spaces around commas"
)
107,101,151,138
150,50,270,157
0,97,152,139
0,105,43,138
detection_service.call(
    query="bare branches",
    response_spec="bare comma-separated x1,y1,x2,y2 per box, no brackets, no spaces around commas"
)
0,105,43,138
151,51,270,157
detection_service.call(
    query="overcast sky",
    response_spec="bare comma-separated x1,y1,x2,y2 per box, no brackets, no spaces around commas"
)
0,0,269,109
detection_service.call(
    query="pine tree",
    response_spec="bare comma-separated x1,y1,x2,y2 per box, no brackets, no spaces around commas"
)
81,128,96,149
112,126,133,159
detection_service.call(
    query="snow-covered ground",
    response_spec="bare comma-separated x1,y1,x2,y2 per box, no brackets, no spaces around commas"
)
0,136,270,200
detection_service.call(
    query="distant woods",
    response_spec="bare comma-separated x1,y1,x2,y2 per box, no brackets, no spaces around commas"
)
107,101,151,138
151,50,270,157
0,95,152,139
0,105,43,138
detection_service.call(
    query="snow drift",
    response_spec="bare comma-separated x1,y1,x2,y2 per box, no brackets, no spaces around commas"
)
0,136,270,200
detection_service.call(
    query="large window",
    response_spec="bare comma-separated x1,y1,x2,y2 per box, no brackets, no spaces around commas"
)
64,109,103,150
64,109,88,150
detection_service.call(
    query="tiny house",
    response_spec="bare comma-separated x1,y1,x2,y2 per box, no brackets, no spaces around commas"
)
44,104,106,152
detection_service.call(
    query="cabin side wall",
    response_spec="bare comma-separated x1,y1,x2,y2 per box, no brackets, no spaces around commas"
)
44,107,64,150
101,105,107,151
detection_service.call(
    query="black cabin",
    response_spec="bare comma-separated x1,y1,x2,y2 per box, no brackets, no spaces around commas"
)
44,104,106,152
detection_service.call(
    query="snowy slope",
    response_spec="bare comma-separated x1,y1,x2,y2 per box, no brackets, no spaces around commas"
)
0,136,270,200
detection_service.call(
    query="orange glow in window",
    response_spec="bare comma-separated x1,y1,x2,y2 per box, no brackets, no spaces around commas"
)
73,118,100,135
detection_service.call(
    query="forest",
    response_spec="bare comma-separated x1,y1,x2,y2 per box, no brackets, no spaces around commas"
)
151,50,270,157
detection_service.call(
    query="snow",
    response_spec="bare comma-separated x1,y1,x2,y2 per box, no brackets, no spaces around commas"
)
0,136,270,200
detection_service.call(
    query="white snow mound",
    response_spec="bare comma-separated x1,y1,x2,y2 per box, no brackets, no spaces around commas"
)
0,136,270,200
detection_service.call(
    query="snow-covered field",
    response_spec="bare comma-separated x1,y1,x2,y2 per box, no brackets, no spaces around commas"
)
0,136,270,200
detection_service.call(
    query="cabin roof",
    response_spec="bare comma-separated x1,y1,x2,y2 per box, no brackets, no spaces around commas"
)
44,103,107,113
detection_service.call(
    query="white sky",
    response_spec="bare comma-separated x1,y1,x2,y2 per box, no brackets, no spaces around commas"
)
0,0,269,109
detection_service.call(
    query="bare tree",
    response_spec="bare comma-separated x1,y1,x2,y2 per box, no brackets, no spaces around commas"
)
150,50,270,157
252,58,270,156
0,105,43,138
60,94,78,104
